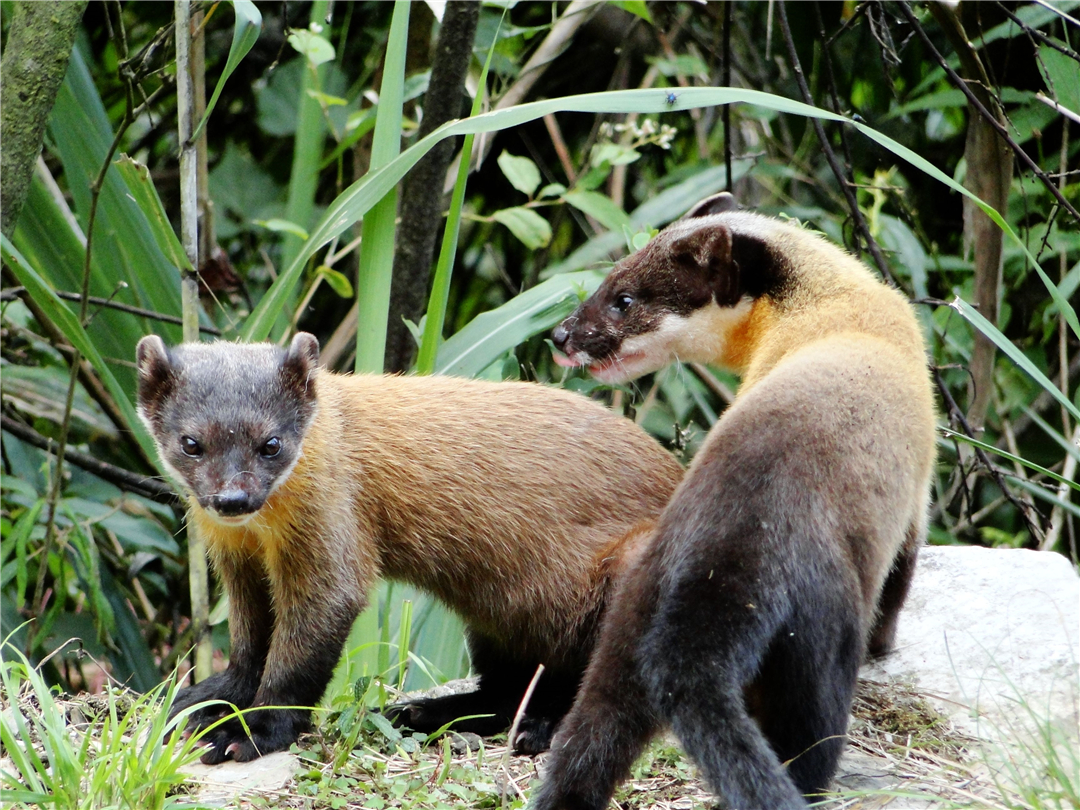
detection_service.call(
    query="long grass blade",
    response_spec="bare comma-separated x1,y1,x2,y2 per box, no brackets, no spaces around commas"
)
353,0,410,373
435,269,605,377
243,86,1071,343
950,296,1080,423
940,428,1079,492
414,7,504,374
190,0,262,142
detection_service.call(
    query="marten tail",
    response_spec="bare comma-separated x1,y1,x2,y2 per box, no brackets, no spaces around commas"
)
637,517,862,809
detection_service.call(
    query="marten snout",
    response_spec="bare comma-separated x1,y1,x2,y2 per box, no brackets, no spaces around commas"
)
207,487,264,517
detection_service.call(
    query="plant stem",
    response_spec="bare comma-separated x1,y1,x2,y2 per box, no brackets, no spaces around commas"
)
175,0,212,682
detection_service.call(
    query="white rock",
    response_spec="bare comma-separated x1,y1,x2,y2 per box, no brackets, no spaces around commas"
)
835,545,1079,807
863,545,1079,740
182,750,299,807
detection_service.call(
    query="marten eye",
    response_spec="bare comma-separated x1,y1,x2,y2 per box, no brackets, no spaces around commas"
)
180,436,203,458
612,293,634,314
259,437,282,458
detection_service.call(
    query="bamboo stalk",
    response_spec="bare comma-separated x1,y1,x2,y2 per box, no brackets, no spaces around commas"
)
175,0,212,683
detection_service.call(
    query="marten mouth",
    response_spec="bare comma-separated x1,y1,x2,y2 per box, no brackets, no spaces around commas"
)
589,353,643,378
551,347,644,381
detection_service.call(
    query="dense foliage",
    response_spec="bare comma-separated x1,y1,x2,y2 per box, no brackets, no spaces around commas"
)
1,0,1077,707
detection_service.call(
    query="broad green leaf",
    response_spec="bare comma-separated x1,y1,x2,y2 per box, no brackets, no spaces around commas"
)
114,156,193,273
288,28,335,66
35,45,184,369
435,269,605,378
191,0,262,141
1039,43,1080,113
492,206,552,249
497,151,542,197
538,183,568,198
563,189,631,232
0,236,157,463
949,296,1080,424
591,141,641,167
888,87,1031,118
610,0,652,23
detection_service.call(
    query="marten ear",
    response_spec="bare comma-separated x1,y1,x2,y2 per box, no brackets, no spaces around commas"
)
282,332,320,399
671,224,740,307
135,335,175,416
682,192,739,220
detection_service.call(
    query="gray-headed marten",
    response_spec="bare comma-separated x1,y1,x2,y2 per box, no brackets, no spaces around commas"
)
534,193,936,809
135,333,682,764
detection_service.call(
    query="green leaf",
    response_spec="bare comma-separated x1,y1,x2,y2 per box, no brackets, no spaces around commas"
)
1039,42,1080,113
254,218,309,239
610,0,652,23
191,0,262,141
591,141,641,167
435,269,605,378
288,28,335,66
492,206,552,249
0,236,157,464
538,183,568,198
563,189,631,232
114,156,193,273
948,297,1080,424
316,265,354,298
497,151,542,197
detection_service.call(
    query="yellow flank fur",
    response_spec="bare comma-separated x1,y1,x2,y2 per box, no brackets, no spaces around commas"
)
186,372,681,666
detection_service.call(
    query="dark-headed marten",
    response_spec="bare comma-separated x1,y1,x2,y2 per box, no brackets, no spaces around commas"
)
135,333,682,764
534,193,936,809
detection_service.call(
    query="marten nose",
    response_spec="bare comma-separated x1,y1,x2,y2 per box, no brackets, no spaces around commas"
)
552,323,569,351
211,488,255,516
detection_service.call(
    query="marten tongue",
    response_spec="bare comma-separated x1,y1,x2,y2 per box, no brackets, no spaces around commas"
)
551,351,578,369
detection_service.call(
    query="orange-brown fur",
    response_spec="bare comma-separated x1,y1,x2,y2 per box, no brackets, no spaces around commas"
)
137,335,682,763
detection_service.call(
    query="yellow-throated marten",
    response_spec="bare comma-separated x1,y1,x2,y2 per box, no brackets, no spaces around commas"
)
136,333,682,764
534,193,936,809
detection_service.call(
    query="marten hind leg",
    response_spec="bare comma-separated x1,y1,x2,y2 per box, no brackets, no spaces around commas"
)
387,632,580,753
867,511,926,659
529,549,662,810
637,555,809,810
751,588,863,801
388,633,533,739
169,550,272,732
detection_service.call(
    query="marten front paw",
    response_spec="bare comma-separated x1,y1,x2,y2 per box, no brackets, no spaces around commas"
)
168,671,259,732
194,707,310,764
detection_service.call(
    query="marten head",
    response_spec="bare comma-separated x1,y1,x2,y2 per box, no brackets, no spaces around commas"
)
552,193,785,383
136,332,320,524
